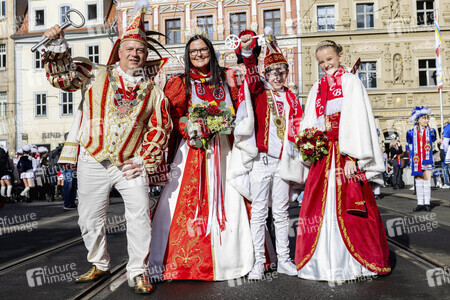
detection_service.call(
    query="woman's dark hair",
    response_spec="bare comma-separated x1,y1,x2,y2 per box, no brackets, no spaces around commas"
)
184,35,225,100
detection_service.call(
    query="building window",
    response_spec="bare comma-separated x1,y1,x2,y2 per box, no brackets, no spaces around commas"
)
417,1,434,26
0,92,6,118
360,62,377,89
0,44,5,69
60,92,73,116
165,19,181,44
419,59,437,87
357,4,374,29
144,20,150,31
34,51,43,69
35,93,47,117
264,10,281,36
317,6,335,31
197,16,213,40
1,0,6,17
35,9,45,26
87,45,99,64
60,5,71,24
230,12,246,35
87,3,98,21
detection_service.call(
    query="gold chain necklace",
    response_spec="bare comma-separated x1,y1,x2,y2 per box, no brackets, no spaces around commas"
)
266,90,285,140
107,69,152,118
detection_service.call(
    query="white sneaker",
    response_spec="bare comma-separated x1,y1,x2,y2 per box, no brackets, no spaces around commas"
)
277,258,297,276
442,185,450,189
409,186,415,190
248,261,265,280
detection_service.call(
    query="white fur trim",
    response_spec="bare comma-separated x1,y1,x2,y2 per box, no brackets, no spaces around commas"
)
325,98,342,116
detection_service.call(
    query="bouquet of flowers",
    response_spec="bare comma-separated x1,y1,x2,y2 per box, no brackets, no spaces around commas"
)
295,128,328,164
180,101,235,149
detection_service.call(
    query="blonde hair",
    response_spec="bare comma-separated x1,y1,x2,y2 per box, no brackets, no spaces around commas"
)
389,140,397,148
315,40,343,55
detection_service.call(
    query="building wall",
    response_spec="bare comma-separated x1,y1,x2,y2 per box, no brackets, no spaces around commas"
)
299,0,450,144
117,0,299,90
13,0,115,150
0,0,16,153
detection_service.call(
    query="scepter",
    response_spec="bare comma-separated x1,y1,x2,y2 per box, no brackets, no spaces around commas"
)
31,9,85,52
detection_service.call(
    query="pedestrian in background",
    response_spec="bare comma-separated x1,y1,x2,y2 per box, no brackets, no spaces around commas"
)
441,121,450,189
17,145,34,201
407,106,436,212
0,147,13,202
389,135,404,190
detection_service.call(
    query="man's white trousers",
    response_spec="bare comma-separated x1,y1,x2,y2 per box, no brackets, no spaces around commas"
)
77,148,151,282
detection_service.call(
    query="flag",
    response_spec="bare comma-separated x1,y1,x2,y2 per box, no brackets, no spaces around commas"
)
435,10,443,90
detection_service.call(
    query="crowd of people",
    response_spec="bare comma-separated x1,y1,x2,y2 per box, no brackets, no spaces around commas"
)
0,143,78,209
3,3,448,295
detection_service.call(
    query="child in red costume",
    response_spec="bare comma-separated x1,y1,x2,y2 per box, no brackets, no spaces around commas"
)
228,28,306,280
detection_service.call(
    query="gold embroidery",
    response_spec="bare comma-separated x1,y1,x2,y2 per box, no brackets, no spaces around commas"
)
336,142,391,273
296,141,332,269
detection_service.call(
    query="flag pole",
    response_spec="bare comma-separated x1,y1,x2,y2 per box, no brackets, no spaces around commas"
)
435,9,444,136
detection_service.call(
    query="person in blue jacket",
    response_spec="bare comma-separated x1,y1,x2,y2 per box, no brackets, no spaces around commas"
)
406,106,436,212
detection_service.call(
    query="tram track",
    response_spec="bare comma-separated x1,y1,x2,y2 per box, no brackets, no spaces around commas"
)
378,203,450,229
379,204,449,269
0,219,127,275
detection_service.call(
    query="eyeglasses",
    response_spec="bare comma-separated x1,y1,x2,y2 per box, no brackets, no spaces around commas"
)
267,71,287,79
189,47,209,56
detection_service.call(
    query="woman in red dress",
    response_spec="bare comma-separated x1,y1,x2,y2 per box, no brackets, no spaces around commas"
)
148,35,254,281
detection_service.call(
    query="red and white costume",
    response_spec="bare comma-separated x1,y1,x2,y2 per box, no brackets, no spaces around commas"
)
228,40,306,266
294,67,391,281
42,10,171,283
148,70,254,281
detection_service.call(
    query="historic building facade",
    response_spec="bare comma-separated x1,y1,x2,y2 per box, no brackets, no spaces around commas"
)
116,0,300,90
0,0,16,152
298,0,450,145
11,0,116,150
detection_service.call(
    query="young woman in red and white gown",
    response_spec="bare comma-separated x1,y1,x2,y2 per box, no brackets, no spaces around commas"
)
295,40,391,281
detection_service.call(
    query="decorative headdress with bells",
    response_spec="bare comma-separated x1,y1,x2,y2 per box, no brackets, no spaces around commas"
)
107,1,169,76
409,106,432,122
263,27,287,70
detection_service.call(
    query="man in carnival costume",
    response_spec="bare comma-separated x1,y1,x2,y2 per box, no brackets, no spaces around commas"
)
407,106,436,212
41,2,171,293
228,28,307,280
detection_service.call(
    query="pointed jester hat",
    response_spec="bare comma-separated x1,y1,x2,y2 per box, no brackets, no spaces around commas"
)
263,27,287,70
107,1,169,73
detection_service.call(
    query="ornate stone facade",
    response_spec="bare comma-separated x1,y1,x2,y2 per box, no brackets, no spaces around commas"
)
299,0,449,144
117,0,300,89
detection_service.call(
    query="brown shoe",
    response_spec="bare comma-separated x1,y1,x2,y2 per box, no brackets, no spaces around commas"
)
133,273,154,294
75,265,110,283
